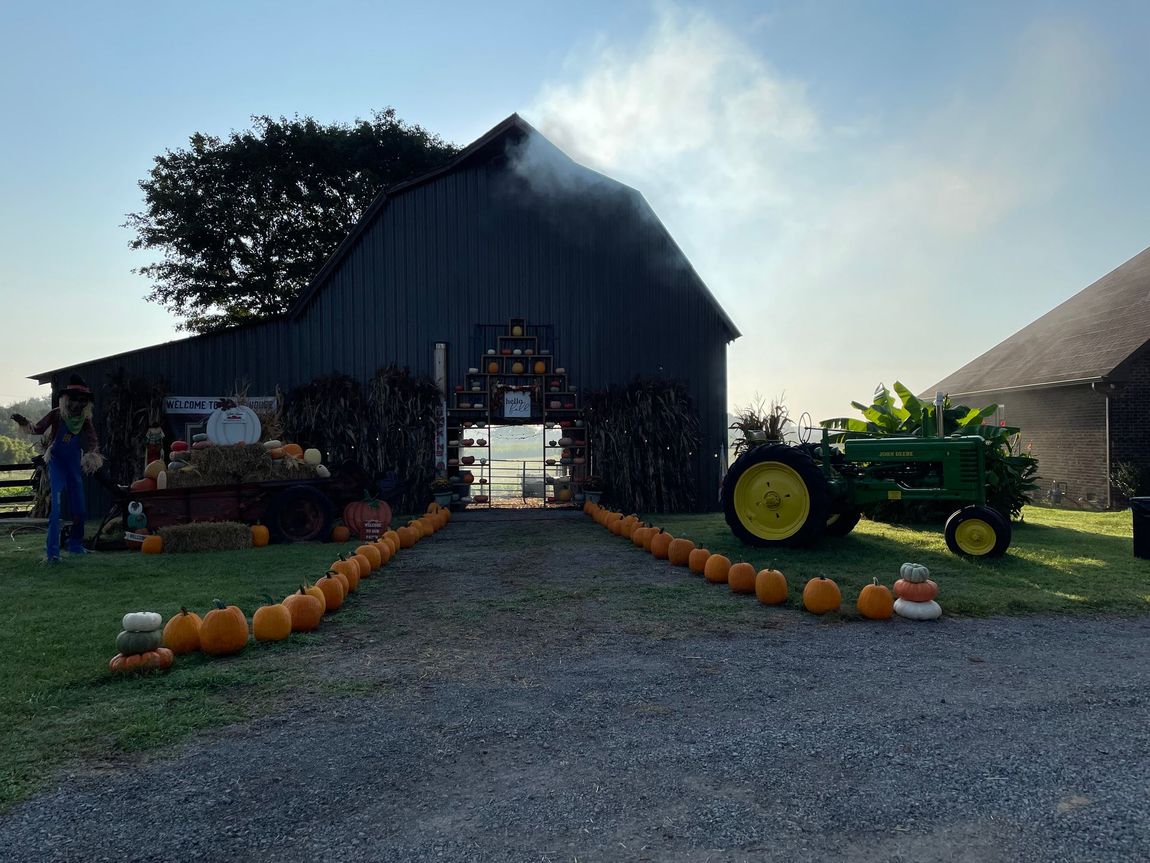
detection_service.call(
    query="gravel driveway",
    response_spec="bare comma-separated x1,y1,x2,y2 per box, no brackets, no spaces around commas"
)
2,511,1148,862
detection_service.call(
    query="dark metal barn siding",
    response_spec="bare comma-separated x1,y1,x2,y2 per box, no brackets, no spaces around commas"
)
289,156,731,507
50,132,734,512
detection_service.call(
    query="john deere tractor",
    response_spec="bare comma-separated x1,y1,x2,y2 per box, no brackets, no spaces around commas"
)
721,414,1012,558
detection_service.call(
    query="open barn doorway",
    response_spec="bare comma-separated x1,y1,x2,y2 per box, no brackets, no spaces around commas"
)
487,424,546,508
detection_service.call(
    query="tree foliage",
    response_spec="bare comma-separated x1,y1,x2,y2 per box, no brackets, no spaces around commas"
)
0,395,51,439
127,109,458,333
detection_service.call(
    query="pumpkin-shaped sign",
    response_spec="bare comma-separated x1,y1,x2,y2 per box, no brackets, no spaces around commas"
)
343,494,393,539
206,405,262,445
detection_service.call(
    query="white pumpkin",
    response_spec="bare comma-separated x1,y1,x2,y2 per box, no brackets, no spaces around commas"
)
303,448,323,466
263,439,283,450
894,598,942,620
156,470,168,490
900,562,930,583
315,464,331,479
122,611,163,632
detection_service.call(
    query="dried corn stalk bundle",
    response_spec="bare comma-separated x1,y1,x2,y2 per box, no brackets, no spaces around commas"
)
364,365,440,513
99,369,168,486
283,374,365,469
586,379,700,513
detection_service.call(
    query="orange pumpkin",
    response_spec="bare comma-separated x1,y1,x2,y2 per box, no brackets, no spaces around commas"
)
802,576,842,615
162,607,202,654
372,539,392,566
200,600,249,656
631,526,653,548
667,538,695,566
893,579,939,603
330,525,351,543
315,572,345,611
754,568,788,605
253,600,292,642
704,554,731,584
857,578,895,620
130,478,157,493
642,527,662,552
302,582,327,612
384,529,401,551
688,548,711,574
488,361,500,374
109,647,174,673
283,587,324,632
331,555,359,587
141,534,163,555
397,526,418,548
728,562,756,594
282,443,303,459
349,553,371,582
250,523,270,547
648,531,672,559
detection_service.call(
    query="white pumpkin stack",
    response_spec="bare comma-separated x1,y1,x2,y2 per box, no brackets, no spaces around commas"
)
116,611,164,657
893,562,942,621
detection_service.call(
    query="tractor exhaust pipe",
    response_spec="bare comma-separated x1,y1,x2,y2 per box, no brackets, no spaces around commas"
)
934,392,945,437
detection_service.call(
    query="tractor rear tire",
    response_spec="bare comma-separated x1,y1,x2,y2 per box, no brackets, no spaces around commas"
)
722,444,831,547
945,505,1011,558
825,507,862,537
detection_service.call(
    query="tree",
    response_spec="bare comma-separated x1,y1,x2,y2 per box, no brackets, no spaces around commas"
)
127,109,458,333
0,395,51,439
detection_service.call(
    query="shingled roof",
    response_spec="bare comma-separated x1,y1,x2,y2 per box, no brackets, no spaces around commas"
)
929,245,1150,397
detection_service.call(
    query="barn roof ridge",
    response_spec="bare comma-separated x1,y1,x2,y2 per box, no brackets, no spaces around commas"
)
926,244,1150,397
287,113,740,337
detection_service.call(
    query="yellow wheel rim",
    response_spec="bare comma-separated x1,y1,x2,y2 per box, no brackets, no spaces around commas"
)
955,518,997,555
733,462,811,541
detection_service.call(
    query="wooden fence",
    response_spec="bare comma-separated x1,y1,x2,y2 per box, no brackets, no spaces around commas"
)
0,463,37,517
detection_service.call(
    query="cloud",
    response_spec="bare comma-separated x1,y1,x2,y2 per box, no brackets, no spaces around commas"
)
527,7,1105,422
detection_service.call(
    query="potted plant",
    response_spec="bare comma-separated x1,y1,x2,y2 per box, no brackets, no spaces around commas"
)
583,475,604,504
431,477,454,508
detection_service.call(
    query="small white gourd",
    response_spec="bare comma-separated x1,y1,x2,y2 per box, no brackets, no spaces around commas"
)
155,471,168,490
303,448,323,466
263,439,283,450
315,464,331,479
122,611,163,632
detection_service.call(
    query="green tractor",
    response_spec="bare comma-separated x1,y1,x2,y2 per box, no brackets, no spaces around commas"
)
721,401,1013,558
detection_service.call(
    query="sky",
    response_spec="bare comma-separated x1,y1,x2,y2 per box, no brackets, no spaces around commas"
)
2,0,1149,424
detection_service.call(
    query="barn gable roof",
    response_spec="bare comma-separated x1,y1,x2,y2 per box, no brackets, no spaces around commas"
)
928,245,1150,397
287,113,740,338
31,114,738,384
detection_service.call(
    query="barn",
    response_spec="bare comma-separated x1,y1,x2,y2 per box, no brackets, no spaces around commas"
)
929,245,1150,508
31,114,739,514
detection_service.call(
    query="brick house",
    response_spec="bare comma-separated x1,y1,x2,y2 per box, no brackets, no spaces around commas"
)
928,246,1150,508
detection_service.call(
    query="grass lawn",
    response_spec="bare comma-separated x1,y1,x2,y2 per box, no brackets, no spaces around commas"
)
0,527,410,809
655,506,1149,617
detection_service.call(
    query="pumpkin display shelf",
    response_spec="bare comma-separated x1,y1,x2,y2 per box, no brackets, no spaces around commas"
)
445,319,592,509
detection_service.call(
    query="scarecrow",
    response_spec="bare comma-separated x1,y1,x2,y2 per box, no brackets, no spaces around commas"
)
10,375,104,561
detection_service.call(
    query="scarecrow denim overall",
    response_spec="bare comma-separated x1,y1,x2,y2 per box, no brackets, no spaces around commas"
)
47,432,87,559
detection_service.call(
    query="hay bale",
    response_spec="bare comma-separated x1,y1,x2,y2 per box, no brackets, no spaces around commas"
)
157,521,253,553
165,443,318,488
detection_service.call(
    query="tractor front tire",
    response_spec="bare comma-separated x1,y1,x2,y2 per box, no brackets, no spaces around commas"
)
945,505,1011,558
722,444,831,547
825,507,862,537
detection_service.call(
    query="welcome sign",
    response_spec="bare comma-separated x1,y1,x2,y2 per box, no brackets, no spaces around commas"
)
503,390,532,419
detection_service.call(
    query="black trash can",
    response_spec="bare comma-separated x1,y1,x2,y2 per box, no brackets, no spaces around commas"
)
1131,498,1150,560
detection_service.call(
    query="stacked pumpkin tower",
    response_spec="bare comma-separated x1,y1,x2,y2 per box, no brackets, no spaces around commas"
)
893,563,942,620
446,318,588,508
